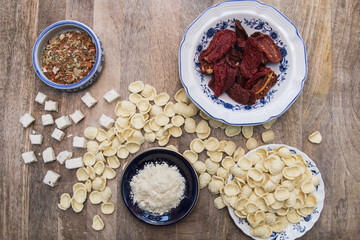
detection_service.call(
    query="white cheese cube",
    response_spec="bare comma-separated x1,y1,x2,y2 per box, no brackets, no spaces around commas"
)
56,151,73,164
35,92,48,105
43,170,60,187
65,157,83,169
21,151,38,164
99,114,115,129
73,136,86,148
69,110,84,124
42,147,56,163
81,92,97,108
20,113,35,128
55,116,72,130
42,114,54,126
51,128,65,141
103,89,120,103
29,134,43,145
44,100,58,111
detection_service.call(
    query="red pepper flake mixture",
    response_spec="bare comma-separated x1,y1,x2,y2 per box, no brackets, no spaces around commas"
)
199,19,282,105
41,31,96,85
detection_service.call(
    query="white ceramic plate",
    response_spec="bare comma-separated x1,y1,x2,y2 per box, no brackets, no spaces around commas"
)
179,0,307,126
227,144,325,240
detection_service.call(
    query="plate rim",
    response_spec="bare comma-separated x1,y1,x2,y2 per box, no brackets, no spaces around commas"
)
178,0,308,126
227,144,325,240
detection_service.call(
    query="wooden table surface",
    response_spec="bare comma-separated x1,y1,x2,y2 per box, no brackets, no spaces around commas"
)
1,0,359,239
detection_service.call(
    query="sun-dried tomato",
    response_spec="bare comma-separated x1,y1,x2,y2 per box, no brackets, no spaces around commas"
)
222,66,237,93
202,30,236,63
239,37,263,79
248,91,257,105
251,70,278,99
261,54,269,65
236,38,246,49
199,30,225,57
225,49,241,68
199,51,214,74
228,47,242,62
235,20,248,40
244,67,272,90
213,61,227,97
235,69,247,88
255,34,282,63
199,59,214,74
250,31,263,38
210,62,238,97
226,82,255,105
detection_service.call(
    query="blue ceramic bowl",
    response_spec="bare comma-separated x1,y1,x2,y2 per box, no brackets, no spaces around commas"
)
32,20,104,92
121,148,199,226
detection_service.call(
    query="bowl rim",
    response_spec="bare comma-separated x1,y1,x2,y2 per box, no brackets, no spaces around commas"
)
178,0,308,126
120,147,200,226
32,20,101,90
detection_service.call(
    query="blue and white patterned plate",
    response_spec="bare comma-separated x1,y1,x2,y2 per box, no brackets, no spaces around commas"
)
179,0,307,125
227,144,325,240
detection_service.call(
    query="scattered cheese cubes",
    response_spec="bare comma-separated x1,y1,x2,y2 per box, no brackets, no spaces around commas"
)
21,151,38,164
56,151,73,164
44,100,58,112
65,157,83,169
43,170,60,187
35,92,48,105
99,114,115,129
81,92,97,108
42,147,56,163
29,134,43,145
73,136,86,148
69,110,84,124
42,114,54,126
103,89,120,103
20,113,35,128
51,128,65,141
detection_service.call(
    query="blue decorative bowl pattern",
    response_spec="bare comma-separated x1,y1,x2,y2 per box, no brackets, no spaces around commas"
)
32,20,104,92
120,148,199,226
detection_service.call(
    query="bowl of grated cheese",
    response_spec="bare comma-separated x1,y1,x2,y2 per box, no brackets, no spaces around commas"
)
121,148,199,226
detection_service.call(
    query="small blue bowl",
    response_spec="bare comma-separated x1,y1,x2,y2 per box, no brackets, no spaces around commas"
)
121,148,199,226
32,20,104,92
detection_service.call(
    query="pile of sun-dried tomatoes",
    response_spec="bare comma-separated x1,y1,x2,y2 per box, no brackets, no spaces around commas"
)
199,20,282,105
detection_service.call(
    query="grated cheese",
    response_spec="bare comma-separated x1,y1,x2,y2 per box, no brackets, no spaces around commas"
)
130,162,186,215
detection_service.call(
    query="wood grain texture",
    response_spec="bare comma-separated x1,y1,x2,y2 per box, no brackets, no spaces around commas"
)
0,0,359,239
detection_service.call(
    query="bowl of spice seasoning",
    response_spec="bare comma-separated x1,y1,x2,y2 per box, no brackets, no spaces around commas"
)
121,148,199,226
32,20,104,91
